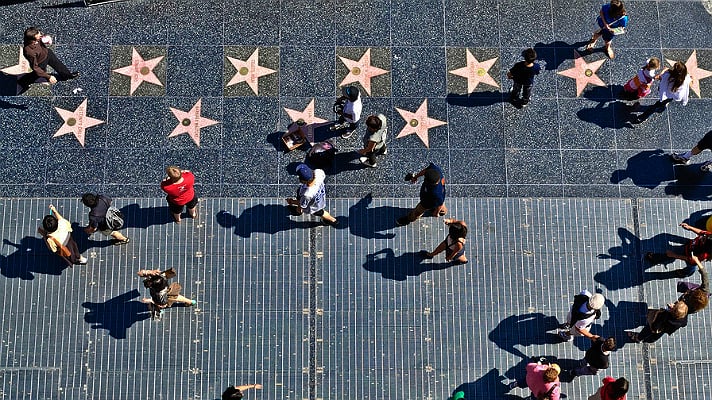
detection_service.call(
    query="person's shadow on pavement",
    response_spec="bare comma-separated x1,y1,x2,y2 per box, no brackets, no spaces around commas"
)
452,368,525,399
348,193,411,239
0,237,67,280
216,205,329,238
362,249,453,281
82,289,150,339
610,149,675,189
488,313,562,360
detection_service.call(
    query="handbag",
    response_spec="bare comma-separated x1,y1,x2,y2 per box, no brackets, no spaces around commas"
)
51,237,71,257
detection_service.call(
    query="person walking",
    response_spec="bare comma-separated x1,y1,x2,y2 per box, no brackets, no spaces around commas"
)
558,290,605,342
677,254,709,313
285,164,338,226
137,268,196,320
627,300,688,343
19,26,78,89
420,218,468,265
222,383,263,399
38,204,87,266
589,376,629,400
507,48,541,107
585,0,629,59
645,221,712,277
634,61,691,123
81,193,130,245
506,359,561,400
330,85,362,138
670,129,712,172
570,337,617,378
160,166,199,223
396,163,447,226
357,114,387,168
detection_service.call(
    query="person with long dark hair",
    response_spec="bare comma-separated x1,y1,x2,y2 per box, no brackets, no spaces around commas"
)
19,26,78,89
634,61,691,123
585,0,629,59
138,268,196,320
420,218,468,265
589,376,629,400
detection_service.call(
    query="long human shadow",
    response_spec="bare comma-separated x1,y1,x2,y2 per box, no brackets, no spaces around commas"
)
600,299,647,349
0,98,28,109
119,204,173,229
362,249,454,281
594,227,690,290
445,91,507,108
0,237,68,280
452,368,524,399
216,205,327,238
665,164,712,201
610,150,675,189
81,289,150,339
488,313,561,360
348,194,410,240
0,0,36,5
532,40,591,71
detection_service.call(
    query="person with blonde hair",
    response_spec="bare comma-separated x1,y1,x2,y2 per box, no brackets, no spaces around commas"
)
634,61,692,123
160,166,198,223
506,359,561,400
628,300,688,343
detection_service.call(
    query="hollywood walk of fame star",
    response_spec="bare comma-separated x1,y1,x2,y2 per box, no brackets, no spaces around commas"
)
557,50,606,97
169,99,220,147
226,48,276,95
666,50,712,98
395,99,447,148
338,48,389,95
53,99,105,147
112,47,164,95
0,47,30,75
448,49,500,93
283,98,328,125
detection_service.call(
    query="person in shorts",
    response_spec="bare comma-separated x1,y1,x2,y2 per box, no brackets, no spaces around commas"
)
670,129,712,172
357,114,387,168
81,193,129,245
160,166,199,223
285,164,338,226
396,163,447,226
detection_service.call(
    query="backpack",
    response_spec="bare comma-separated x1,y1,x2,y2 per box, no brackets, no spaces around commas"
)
105,206,124,230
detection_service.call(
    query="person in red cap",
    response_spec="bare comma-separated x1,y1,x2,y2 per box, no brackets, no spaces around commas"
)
285,164,338,226
160,166,198,223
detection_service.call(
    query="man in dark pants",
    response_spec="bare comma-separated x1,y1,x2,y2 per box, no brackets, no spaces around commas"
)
18,27,78,90
396,163,447,226
570,337,616,377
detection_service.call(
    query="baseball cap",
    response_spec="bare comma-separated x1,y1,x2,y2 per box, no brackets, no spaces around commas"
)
296,164,313,181
588,293,605,310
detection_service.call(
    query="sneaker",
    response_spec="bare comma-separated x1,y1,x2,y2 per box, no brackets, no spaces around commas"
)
380,147,387,155
359,157,376,168
395,216,410,226
190,300,197,306
558,330,573,342
78,256,88,265
113,238,130,246
341,130,355,139
604,46,615,59
670,153,691,165
701,161,712,172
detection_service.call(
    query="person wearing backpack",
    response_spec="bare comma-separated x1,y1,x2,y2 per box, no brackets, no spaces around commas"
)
558,290,605,342
506,359,561,400
81,193,130,245
645,221,712,277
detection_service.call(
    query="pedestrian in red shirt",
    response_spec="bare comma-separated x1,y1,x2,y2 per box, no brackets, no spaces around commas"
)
160,166,198,223
589,376,629,400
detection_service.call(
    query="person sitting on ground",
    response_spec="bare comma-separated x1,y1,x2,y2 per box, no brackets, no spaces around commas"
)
645,221,712,277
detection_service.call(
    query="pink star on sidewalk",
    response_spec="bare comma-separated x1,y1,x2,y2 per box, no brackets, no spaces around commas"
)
395,99,447,148
448,49,499,93
226,48,276,95
112,47,164,95
53,99,105,147
283,98,328,125
666,50,712,98
557,50,606,97
169,99,220,147
1,47,30,75
338,48,389,95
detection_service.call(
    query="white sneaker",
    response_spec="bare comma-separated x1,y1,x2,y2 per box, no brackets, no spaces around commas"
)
359,157,376,168
701,161,712,172
341,130,355,139
78,256,88,264
670,153,690,165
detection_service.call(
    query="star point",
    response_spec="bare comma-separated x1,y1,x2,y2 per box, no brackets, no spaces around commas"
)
448,49,500,93
395,99,446,148
0,47,31,76
666,50,712,98
53,99,105,147
169,99,220,147
112,47,164,95
338,48,389,95
226,48,276,95
283,98,328,125
557,50,606,97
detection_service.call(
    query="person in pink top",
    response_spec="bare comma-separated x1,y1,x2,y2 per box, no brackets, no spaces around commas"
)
589,376,629,400
160,166,198,223
506,360,561,400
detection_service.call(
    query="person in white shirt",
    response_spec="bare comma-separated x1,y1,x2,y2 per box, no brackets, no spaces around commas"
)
330,85,362,139
285,164,339,226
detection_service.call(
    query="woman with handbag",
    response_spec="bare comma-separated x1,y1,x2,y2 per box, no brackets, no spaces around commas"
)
585,0,629,59
627,301,688,343
37,204,87,267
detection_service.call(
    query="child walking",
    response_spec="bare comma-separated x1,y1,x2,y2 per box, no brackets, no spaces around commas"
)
507,48,541,107
623,57,660,99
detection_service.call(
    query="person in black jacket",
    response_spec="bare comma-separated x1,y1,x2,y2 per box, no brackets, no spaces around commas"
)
628,301,688,343
571,337,616,377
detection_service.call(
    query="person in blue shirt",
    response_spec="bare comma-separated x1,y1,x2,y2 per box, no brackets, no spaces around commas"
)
507,48,541,107
585,0,629,59
396,163,447,226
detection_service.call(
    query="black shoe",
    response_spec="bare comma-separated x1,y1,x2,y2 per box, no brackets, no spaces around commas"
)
395,216,410,226
59,72,80,81
419,250,434,259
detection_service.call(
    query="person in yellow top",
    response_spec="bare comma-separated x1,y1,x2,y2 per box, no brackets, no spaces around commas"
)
37,204,87,267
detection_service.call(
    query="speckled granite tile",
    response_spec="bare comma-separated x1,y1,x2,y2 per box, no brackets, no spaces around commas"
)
222,97,280,149
163,148,223,185
501,99,559,149
104,149,164,185
0,147,47,185
446,47,502,96
498,0,553,48
49,45,110,98
279,0,334,46
166,46,223,97
334,0,390,46
44,148,107,185
445,102,505,149
391,47,446,98
223,46,279,97
390,97,449,149
166,0,223,46
658,1,712,49
611,149,676,190
222,148,280,185
48,96,109,149
449,149,506,184
279,47,335,98
391,0,444,46
505,149,562,185
109,1,170,44
106,97,168,149
335,47,391,98
558,99,616,149
444,0,500,48
224,0,280,46
0,97,51,148
562,149,617,184
164,96,223,149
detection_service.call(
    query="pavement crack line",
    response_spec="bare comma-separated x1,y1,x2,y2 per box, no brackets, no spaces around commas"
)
308,226,319,400
632,199,653,399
